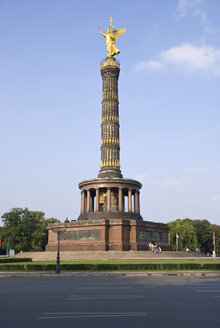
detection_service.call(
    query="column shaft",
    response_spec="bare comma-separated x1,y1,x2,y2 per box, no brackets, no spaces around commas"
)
138,192,140,213
98,58,122,179
128,189,132,213
87,190,91,212
81,191,85,214
95,188,100,212
91,195,94,212
134,190,139,214
85,193,87,212
107,188,111,212
118,188,123,212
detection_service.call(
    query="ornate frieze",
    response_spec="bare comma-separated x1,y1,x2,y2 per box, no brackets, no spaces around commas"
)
138,231,168,242
60,230,100,241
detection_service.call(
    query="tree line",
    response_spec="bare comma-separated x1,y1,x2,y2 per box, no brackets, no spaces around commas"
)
168,218,220,255
0,208,59,254
0,208,219,255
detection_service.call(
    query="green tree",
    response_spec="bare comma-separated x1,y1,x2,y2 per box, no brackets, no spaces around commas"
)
1,208,60,252
191,219,212,254
1,208,27,252
0,226,6,255
168,219,198,251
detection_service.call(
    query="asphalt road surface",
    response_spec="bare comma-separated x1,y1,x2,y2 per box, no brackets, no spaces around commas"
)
0,275,220,328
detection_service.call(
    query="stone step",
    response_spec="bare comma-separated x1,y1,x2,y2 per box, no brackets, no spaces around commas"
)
14,251,205,261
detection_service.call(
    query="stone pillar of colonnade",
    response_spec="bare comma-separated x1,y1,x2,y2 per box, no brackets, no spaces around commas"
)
118,187,123,212
128,189,132,213
134,190,140,214
91,194,94,212
81,191,85,214
87,189,91,212
95,188,100,212
107,188,111,212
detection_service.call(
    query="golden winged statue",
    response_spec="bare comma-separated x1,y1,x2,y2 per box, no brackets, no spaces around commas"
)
98,17,126,57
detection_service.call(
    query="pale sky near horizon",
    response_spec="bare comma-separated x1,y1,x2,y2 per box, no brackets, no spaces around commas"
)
0,0,220,225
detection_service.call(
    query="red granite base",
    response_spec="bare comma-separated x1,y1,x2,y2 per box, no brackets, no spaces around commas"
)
46,219,170,251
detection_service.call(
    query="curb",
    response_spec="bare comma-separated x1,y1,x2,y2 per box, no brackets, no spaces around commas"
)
1,271,220,278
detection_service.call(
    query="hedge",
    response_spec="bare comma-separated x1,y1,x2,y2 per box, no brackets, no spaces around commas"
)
0,258,32,263
0,264,55,271
0,262,220,272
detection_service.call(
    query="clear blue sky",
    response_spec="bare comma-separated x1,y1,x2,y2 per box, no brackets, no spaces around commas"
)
0,0,220,225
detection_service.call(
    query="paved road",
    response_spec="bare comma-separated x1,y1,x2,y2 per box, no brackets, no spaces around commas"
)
0,276,220,328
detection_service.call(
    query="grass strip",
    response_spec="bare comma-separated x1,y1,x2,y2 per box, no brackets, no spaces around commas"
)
30,259,220,265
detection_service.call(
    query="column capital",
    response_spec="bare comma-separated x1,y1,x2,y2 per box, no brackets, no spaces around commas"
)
118,187,123,190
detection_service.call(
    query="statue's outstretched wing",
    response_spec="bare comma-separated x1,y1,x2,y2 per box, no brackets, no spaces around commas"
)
112,28,126,40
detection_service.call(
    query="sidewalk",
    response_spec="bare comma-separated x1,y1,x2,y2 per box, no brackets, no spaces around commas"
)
1,271,220,278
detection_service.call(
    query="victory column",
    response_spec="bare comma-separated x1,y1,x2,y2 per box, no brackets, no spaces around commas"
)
78,18,142,221
46,18,170,252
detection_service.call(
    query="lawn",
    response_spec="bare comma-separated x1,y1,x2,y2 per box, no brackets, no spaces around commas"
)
16,259,220,265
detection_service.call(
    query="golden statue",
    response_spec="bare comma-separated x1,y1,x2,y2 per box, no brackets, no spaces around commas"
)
98,17,126,57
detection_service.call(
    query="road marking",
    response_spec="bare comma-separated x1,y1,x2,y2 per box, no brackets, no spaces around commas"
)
193,284,220,286
194,286,220,288
67,295,144,300
196,290,220,293
38,312,147,320
75,286,133,290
